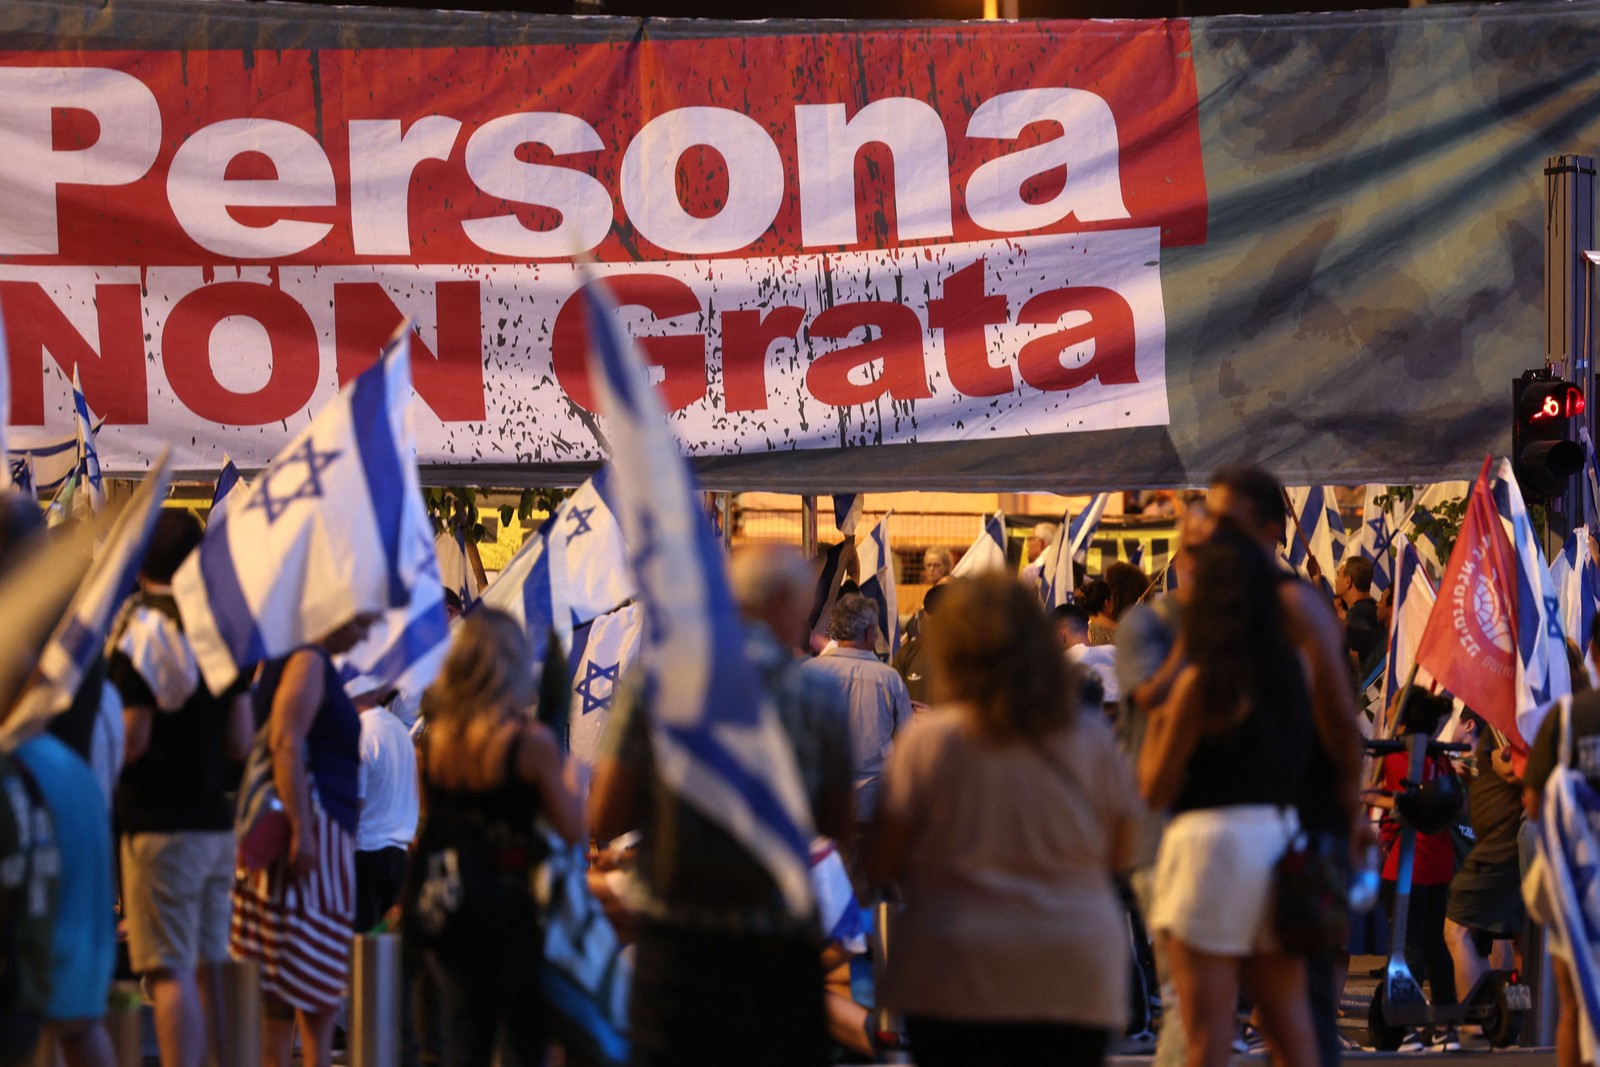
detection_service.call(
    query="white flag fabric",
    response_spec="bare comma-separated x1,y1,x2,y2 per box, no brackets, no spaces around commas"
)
1355,484,1398,593
0,453,171,748
1380,533,1437,731
566,603,644,767
338,523,451,726
1284,486,1346,591
173,329,434,693
832,494,862,538
583,278,815,917
1067,493,1110,565
481,468,634,655
857,512,900,657
211,456,247,517
951,510,1007,578
1489,458,1572,746
1040,510,1074,609
1537,699,1600,1062
1551,527,1600,661
71,366,105,515
434,530,481,607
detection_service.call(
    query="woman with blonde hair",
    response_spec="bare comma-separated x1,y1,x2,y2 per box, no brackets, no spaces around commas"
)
865,575,1140,1066
404,608,583,1067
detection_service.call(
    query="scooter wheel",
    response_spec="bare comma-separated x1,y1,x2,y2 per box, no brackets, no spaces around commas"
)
1367,985,1406,1052
1476,977,1523,1049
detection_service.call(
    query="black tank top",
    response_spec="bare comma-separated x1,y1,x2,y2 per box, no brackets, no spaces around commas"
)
1171,631,1314,813
421,729,547,877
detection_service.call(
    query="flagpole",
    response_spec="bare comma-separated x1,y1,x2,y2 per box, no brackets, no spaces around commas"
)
1379,660,1422,741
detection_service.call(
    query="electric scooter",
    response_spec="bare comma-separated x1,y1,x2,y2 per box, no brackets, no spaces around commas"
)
1363,729,1531,1050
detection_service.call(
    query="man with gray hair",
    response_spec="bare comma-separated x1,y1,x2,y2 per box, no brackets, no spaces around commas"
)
801,594,912,829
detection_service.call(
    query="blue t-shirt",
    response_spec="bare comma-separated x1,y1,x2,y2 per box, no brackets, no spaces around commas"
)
16,734,113,1021
254,650,362,834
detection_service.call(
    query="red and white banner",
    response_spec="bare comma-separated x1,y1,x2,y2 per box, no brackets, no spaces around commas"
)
0,26,1204,472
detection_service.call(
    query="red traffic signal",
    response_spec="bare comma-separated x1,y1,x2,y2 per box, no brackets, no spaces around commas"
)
1513,372,1586,498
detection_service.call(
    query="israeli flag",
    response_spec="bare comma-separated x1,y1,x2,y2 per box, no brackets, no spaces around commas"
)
567,603,644,767
832,494,862,538
951,511,1007,578
857,512,900,657
1356,485,1397,593
45,468,79,528
1040,511,1073,610
0,453,171,747
211,455,245,514
1551,528,1600,660
1582,426,1600,532
1067,493,1110,565
1122,538,1146,570
173,328,435,693
434,530,481,607
70,367,105,515
1380,533,1437,726
9,429,82,497
583,278,815,917
338,523,451,726
1536,698,1600,1062
1489,457,1572,745
807,541,851,637
481,468,634,655
1284,486,1346,589
810,839,867,954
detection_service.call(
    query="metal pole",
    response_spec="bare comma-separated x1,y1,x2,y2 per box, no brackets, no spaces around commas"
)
1545,154,1596,552
216,958,261,1067
800,495,819,558
350,934,401,1067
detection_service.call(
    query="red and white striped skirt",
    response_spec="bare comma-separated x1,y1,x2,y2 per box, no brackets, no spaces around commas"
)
230,794,356,1012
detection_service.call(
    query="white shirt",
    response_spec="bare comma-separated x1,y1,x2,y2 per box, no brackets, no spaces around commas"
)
1068,643,1120,704
357,707,420,853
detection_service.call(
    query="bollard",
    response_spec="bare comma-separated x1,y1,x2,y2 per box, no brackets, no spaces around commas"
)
106,980,143,1067
350,933,401,1067
870,898,912,1064
215,958,261,1067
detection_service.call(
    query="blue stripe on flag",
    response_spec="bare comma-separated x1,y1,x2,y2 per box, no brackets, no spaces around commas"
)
350,357,408,605
353,605,450,688
522,548,555,643
666,719,810,856
195,512,267,669
586,289,645,420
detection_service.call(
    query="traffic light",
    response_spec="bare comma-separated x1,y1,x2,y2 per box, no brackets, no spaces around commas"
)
1512,370,1586,498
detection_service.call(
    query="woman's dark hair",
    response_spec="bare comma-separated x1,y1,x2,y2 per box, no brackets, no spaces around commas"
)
1182,522,1303,725
927,575,1078,741
142,510,204,583
1103,562,1149,621
1081,578,1112,616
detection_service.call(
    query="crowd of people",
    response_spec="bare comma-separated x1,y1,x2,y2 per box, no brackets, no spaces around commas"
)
1,460,1596,1067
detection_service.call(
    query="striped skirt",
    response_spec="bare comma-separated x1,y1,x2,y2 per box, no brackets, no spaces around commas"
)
230,794,356,1012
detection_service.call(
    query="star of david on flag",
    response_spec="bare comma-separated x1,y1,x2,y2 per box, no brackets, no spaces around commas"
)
582,274,815,917
173,324,436,693
566,603,645,766
1489,456,1573,746
481,466,634,656
71,367,105,515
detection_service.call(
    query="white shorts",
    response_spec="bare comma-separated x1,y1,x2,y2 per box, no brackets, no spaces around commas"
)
1150,805,1297,957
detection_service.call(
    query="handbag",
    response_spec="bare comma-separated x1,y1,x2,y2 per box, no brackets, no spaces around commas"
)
234,727,291,873
535,831,631,1067
1273,828,1348,957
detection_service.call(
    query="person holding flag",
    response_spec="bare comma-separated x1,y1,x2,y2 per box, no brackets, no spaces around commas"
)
170,326,437,1067
579,273,850,1067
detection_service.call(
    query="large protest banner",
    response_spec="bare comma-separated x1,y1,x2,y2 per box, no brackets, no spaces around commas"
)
0,0,1594,490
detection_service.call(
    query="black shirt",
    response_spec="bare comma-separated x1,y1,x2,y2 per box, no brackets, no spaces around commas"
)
109,592,244,835
1344,597,1381,664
